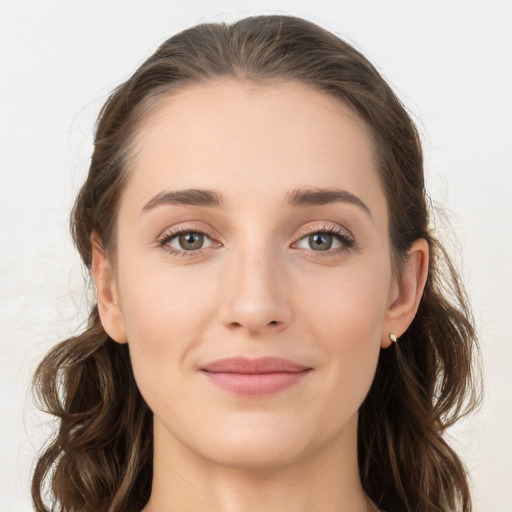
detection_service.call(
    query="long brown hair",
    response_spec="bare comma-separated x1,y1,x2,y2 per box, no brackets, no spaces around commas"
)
32,15,481,512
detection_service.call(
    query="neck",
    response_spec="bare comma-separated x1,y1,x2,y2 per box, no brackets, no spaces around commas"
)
143,414,376,512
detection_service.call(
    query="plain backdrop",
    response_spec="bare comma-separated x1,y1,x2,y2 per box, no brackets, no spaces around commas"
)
1,1,511,510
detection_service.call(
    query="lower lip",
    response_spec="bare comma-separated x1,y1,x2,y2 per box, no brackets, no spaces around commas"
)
202,370,311,396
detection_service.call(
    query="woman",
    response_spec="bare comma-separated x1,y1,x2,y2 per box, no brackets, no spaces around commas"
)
31,15,481,512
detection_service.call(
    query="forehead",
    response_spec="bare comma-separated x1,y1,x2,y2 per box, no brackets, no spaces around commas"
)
123,79,385,215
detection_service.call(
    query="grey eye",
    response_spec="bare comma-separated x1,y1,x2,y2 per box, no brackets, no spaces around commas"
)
171,232,206,251
308,233,333,251
296,232,343,252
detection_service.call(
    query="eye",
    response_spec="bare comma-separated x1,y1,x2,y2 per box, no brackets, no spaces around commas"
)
294,227,354,253
303,233,338,251
296,232,342,251
158,228,218,255
171,232,208,251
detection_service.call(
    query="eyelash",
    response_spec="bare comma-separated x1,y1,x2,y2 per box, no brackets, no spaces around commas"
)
157,225,218,257
157,224,356,258
294,225,356,257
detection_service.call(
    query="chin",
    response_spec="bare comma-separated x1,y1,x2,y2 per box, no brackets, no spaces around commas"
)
185,413,342,471
203,437,310,471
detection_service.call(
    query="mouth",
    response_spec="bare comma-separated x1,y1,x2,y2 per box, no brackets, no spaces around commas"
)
200,356,313,396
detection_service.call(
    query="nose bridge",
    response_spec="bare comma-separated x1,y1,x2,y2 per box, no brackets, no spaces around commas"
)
220,233,291,333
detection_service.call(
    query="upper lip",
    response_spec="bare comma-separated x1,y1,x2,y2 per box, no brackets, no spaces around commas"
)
201,357,311,374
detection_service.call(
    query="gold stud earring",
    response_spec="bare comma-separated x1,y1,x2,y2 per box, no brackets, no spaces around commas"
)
390,333,398,344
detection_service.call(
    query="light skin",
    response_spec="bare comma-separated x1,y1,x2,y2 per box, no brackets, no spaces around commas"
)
92,79,429,512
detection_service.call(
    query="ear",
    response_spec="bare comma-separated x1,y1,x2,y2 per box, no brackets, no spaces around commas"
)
91,232,127,344
381,238,429,348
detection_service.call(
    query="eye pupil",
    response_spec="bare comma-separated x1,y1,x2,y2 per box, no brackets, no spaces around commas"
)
309,233,333,251
179,232,204,250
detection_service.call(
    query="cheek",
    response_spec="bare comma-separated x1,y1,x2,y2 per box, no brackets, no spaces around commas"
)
117,265,219,398
120,262,216,339
302,259,391,343
299,260,391,396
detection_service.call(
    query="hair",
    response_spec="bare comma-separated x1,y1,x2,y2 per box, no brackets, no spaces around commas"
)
32,14,481,512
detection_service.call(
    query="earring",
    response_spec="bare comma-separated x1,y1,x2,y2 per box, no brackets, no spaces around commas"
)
390,333,398,344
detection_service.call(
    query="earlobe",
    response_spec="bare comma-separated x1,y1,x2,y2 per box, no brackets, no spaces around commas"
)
91,233,127,344
381,238,429,348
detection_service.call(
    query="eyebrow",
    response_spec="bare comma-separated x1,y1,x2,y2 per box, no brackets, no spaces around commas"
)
142,188,224,211
286,187,372,217
142,186,371,218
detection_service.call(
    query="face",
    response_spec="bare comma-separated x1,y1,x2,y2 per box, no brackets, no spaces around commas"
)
97,79,408,470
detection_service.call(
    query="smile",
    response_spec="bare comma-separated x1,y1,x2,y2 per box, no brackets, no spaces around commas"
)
200,357,313,396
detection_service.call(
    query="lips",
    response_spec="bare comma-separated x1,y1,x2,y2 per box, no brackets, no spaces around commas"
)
200,357,312,396
201,356,310,374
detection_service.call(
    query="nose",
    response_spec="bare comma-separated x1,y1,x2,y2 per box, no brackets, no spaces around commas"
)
219,247,292,335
